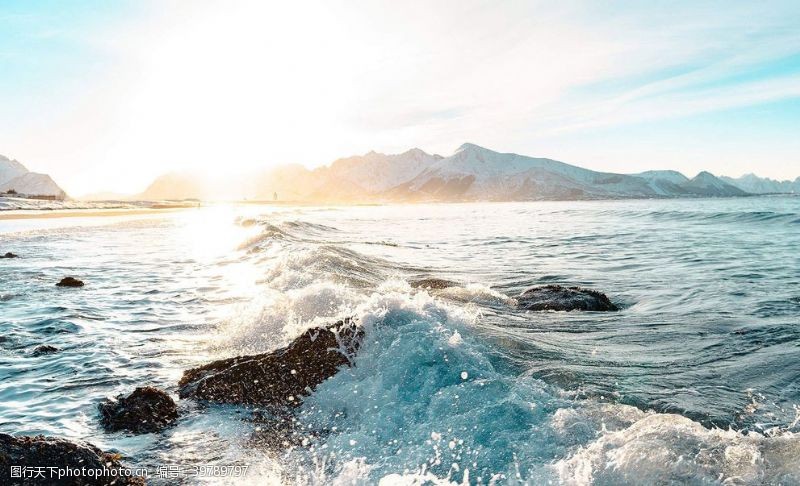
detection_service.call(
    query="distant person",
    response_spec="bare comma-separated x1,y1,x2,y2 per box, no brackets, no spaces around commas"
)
273,191,278,201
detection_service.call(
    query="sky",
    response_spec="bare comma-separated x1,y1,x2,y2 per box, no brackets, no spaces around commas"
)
1,0,799,196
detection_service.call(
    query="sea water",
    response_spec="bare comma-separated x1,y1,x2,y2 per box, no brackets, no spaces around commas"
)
1,197,799,484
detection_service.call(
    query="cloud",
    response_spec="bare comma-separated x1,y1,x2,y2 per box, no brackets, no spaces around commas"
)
2,0,800,192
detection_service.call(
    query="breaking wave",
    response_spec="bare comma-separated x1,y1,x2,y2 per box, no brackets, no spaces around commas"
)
214,211,800,484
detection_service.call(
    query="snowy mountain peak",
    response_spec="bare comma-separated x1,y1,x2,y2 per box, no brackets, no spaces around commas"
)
0,154,66,199
634,170,689,184
720,173,800,194
693,171,717,180
401,148,433,160
456,142,491,154
0,154,29,185
682,171,747,196
134,144,764,202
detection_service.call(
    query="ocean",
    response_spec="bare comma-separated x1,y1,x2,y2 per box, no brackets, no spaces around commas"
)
1,196,799,484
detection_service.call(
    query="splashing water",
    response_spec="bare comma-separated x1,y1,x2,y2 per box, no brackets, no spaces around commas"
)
1,197,799,484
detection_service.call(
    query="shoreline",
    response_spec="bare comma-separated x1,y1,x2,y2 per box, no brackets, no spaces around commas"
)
0,207,194,221
0,193,794,221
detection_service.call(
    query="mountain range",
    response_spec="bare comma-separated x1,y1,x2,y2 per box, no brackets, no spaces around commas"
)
0,154,66,199
720,173,800,194
140,143,795,202
2,145,798,203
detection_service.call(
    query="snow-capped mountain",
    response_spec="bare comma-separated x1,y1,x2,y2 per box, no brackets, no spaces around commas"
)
633,170,691,196
0,154,66,199
394,143,657,200
720,174,800,194
0,155,28,184
318,148,441,194
681,171,748,197
135,143,771,202
380,144,746,201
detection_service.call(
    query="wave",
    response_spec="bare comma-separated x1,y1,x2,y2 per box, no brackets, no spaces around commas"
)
253,283,800,484
185,209,800,484
553,404,800,485
630,209,800,225
215,223,799,483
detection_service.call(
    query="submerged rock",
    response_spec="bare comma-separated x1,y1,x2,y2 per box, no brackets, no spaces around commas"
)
98,386,178,434
410,278,459,290
1,252,18,259
517,285,618,311
31,345,59,356
55,277,84,288
179,318,363,408
0,433,145,485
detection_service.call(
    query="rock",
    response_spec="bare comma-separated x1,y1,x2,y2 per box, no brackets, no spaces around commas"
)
410,278,459,290
517,285,618,311
55,277,84,287
31,345,59,356
1,252,18,259
0,433,145,485
179,318,363,408
98,386,178,434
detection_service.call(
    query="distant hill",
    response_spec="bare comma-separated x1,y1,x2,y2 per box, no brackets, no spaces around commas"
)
0,154,66,199
140,172,208,201
720,174,800,194
679,171,748,197
133,144,794,202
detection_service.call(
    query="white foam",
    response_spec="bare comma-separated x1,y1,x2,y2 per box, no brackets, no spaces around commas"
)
552,403,800,485
431,283,516,307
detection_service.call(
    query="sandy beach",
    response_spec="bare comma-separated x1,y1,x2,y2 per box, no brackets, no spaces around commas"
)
0,207,193,220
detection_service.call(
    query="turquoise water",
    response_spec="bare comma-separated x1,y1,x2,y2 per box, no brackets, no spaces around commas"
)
1,197,799,484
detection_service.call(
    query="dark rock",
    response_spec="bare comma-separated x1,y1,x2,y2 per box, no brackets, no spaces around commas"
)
179,318,363,408
0,433,145,485
517,285,618,311
31,345,59,356
98,386,178,434
1,252,18,259
56,277,84,288
410,278,459,290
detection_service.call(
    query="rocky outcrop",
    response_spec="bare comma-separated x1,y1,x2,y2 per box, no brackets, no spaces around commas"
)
517,285,618,311
410,278,459,290
0,433,145,485
179,319,363,408
31,345,58,356
1,252,18,259
55,277,84,287
98,386,178,434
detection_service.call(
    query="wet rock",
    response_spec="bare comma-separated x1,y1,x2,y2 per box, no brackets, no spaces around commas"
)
31,345,59,356
179,318,363,408
98,386,178,434
410,278,459,290
1,252,18,259
56,277,84,288
517,285,618,311
0,433,145,485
